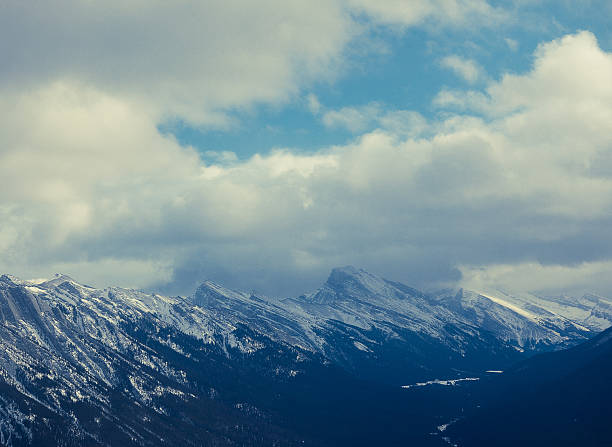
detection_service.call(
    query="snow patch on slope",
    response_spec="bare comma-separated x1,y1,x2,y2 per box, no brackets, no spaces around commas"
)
477,292,540,322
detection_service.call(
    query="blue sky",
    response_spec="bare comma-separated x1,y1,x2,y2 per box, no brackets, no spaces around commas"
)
164,1,612,160
2,1,612,297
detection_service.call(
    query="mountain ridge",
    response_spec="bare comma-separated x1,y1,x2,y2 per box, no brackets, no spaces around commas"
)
0,267,611,445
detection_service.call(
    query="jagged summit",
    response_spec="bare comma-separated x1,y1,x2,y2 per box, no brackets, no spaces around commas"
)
325,265,376,290
0,273,19,285
0,273,83,289
326,265,380,284
304,265,411,305
192,279,252,308
53,272,75,280
40,273,78,286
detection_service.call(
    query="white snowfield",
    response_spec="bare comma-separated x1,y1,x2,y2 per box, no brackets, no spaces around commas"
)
476,293,540,322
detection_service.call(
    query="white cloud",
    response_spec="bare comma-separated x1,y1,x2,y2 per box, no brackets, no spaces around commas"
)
0,0,504,128
0,1,355,126
378,111,429,137
346,0,507,29
321,103,428,136
505,37,519,51
440,55,483,83
2,5,612,298
460,261,612,296
52,259,174,290
435,32,612,118
322,103,383,132
307,94,322,115
202,151,239,165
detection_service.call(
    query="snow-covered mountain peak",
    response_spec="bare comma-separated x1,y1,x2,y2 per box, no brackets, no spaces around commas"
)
0,274,20,285
303,266,407,305
36,273,92,290
193,280,252,308
326,266,381,290
54,272,73,279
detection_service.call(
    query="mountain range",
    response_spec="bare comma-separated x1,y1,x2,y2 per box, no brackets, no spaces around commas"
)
193,266,611,383
0,267,610,445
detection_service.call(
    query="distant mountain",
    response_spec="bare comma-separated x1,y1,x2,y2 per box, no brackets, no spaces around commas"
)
432,287,606,350
442,286,611,331
445,325,612,446
0,268,611,446
193,266,608,383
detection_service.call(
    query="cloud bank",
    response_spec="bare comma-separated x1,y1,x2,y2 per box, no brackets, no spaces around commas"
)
1,1,612,297
1,1,355,126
